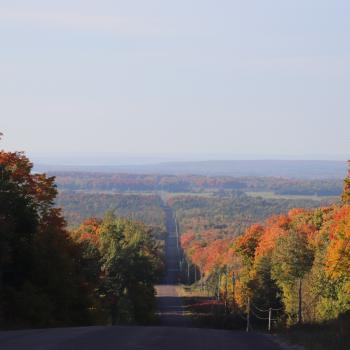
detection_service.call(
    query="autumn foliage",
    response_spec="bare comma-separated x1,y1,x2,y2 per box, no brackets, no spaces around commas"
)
0,150,163,327
180,161,350,325
0,150,95,327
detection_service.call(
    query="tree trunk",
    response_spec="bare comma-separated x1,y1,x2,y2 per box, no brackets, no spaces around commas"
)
111,302,118,325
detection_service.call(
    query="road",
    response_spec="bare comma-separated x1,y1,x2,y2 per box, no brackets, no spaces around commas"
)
0,325,281,349
155,205,191,327
0,205,281,349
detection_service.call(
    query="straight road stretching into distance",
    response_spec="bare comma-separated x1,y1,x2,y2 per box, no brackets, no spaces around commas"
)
0,204,281,350
154,205,191,327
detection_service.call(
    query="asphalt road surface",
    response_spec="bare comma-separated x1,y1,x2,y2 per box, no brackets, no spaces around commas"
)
155,205,191,327
0,325,281,349
0,205,281,349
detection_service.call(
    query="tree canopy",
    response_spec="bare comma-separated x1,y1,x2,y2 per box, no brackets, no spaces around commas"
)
0,150,163,327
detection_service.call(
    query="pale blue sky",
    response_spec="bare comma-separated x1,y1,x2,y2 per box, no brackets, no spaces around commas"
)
1,1,349,158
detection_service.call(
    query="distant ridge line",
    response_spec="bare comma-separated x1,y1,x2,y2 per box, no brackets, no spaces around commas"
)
33,159,347,179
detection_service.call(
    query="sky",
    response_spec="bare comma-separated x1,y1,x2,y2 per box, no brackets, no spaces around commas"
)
1,1,350,160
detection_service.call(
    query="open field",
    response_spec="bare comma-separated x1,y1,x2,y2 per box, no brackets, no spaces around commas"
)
246,191,339,202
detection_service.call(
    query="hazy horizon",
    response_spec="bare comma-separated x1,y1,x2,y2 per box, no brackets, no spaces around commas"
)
28,151,349,167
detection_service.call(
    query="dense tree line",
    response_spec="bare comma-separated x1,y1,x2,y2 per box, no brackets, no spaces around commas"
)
0,150,163,328
72,215,163,324
55,191,166,234
169,191,333,239
180,163,350,330
52,172,343,196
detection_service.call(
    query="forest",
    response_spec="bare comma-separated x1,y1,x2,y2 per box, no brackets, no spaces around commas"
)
55,189,335,234
169,191,335,239
53,171,339,241
52,172,343,196
0,150,163,328
55,191,166,233
179,162,350,348
1,146,349,349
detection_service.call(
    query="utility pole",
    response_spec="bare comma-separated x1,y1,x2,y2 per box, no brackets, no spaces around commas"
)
175,216,179,251
224,266,228,312
298,278,302,324
268,308,272,332
246,297,250,332
217,273,221,301
187,260,190,284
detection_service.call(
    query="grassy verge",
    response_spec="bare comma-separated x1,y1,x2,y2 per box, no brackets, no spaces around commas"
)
176,285,246,329
278,316,350,350
177,285,350,350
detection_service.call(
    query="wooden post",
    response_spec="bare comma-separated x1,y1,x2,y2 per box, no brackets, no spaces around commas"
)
268,308,272,332
246,297,250,332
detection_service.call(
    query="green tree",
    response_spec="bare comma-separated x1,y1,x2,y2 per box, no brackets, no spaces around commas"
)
98,214,163,324
271,231,314,324
74,213,163,325
249,255,282,312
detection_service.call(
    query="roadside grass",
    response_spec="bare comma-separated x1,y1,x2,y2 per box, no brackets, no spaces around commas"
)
278,314,350,350
176,284,245,330
177,285,350,350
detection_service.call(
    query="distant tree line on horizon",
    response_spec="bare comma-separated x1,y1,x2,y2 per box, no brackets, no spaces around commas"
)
51,172,343,196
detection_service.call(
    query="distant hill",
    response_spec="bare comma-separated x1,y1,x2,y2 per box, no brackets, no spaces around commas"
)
34,160,348,179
